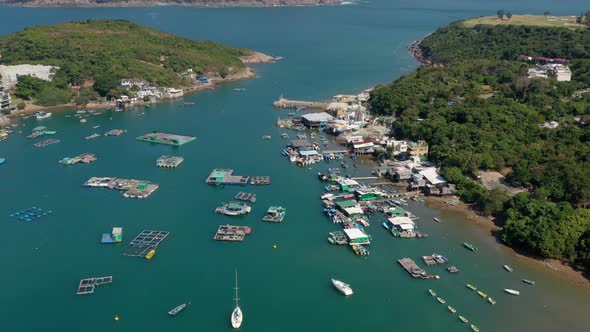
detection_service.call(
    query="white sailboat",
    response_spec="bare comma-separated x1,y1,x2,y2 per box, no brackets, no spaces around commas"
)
231,269,243,329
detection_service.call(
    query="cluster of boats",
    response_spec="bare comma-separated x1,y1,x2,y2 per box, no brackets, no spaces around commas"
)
466,284,497,304
429,289,479,331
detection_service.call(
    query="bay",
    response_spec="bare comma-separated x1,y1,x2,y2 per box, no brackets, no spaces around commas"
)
0,1,589,331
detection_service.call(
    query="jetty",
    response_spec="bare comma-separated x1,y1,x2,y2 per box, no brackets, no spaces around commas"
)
136,132,196,146
235,192,257,203
422,254,449,266
104,129,126,136
59,153,97,166
213,225,251,241
123,230,169,258
250,176,271,185
205,169,249,186
398,258,434,279
76,276,113,295
156,155,184,168
273,96,328,110
84,177,159,199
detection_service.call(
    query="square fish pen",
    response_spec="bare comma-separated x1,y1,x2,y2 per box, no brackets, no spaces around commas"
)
123,230,169,258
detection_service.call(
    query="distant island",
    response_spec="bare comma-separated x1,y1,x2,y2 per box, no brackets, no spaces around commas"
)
371,13,590,273
0,0,342,7
0,19,274,111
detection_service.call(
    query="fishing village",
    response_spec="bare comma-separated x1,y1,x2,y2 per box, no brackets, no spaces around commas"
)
0,83,541,331
4,11,588,332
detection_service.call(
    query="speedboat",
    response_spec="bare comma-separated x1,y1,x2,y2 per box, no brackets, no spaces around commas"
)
477,290,487,298
504,289,520,296
331,279,353,296
428,289,436,296
34,111,52,120
466,284,477,291
471,324,480,332
503,264,514,272
433,217,441,222
437,297,446,304
448,306,457,314
459,315,468,323
463,242,477,252
522,279,535,285
0,158,5,165
168,303,188,316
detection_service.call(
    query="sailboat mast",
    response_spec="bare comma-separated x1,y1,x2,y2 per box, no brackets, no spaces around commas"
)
234,269,239,307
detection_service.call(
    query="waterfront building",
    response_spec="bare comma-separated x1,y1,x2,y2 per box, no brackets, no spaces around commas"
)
343,228,370,245
301,112,334,128
355,188,385,201
0,86,11,110
337,178,360,191
409,140,429,157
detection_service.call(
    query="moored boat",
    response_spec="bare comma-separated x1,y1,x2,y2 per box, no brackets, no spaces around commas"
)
504,289,520,296
331,278,353,296
0,158,5,165
463,242,478,252
471,324,480,332
522,279,535,285
433,217,441,222
437,297,446,304
34,111,52,120
488,297,496,305
261,206,286,223
145,249,156,260
428,289,436,297
216,202,252,216
466,284,477,291
168,303,188,316
503,264,514,272
448,306,457,314
459,315,468,323
477,290,487,298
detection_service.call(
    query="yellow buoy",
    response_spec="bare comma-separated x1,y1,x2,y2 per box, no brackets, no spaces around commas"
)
114,315,119,321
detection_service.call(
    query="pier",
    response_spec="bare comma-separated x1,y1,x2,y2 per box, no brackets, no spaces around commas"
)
123,230,169,258
34,138,60,147
136,132,195,146
273,96,328,110
76,276,112,295
213,225,251,241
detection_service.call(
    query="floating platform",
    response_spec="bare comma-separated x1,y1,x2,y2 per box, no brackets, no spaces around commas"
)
205,169,249,186
9,207,53,222
136,132,196,146
59,153,97,166
104,129,126,136
328,231,348,245
157,155,184,168
76,276,112,295
262,206,286,223
123,230,169,258
235,192,256,203
213,225,251,241
84,177,159,199
398,258,434,279
250,176,271,185
101,227,123,244
34,138,60,147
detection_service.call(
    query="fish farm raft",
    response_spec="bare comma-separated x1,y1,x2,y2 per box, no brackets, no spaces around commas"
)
205,169,250,185
76,276,112,295
123,230,170,258
136,132,196,146
213,225,252,241
59,153,97,166
84,177,159,199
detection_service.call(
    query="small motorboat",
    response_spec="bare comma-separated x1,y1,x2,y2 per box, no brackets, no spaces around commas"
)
168,303,188,316
428,289,436,297
145,249,156,260
466,284,477,291
448,306,457,314
471,324,480,332
504,289,520,296
477,290,487,298
433,217,441,222
459,315,468,323
437,297,446,304
488,297,496,305
522,279,535,285
503,264,514,272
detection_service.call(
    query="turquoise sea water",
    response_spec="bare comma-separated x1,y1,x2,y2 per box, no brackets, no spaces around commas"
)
1,1,589,331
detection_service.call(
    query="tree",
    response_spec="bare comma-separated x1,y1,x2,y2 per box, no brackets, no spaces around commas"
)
93,72,121,97
506,12,513,20
35,87,70,106
14,75,48,100
497,9,505,20
16,102,26,110
74,87,99,105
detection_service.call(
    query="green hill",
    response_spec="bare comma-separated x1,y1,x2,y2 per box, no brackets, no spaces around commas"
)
419,20,590,65
0,19,250,90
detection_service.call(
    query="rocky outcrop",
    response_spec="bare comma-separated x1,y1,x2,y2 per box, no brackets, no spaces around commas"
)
0,114,10,127
0,0,342,7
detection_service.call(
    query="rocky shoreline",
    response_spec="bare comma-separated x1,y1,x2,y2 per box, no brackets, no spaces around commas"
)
407,39,432,66
0,0,342,7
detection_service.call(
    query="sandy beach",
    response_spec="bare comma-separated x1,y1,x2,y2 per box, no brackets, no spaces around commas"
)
424,195,590,291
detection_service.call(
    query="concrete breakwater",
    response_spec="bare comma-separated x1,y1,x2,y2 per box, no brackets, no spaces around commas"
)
273,96,328,110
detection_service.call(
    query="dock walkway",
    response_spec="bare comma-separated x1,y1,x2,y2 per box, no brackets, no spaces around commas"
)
123,230,169,257
273,97,328,110
250,176,271,185
213,225,251,241
398,258,433,279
